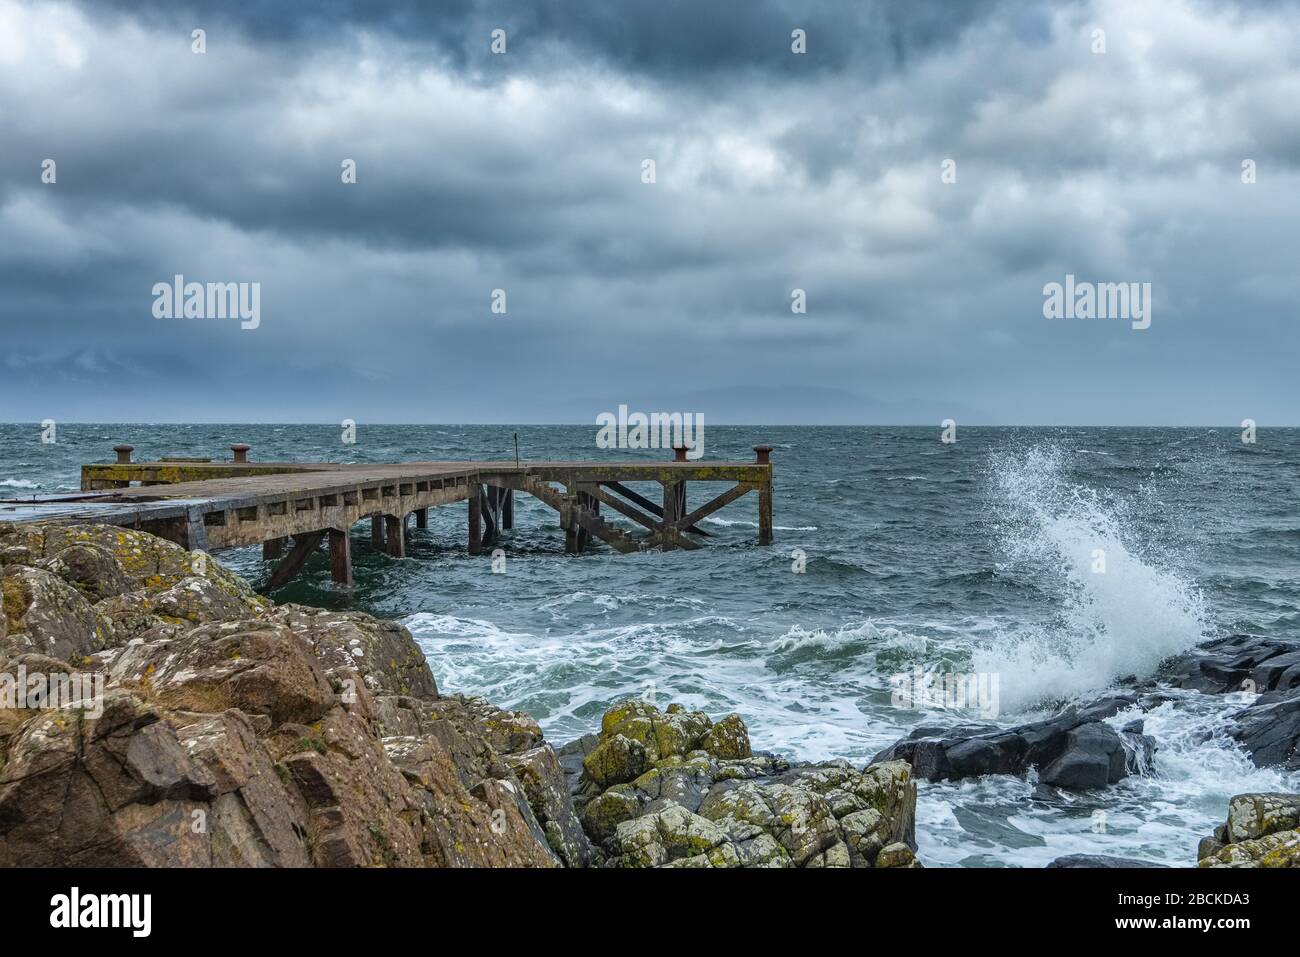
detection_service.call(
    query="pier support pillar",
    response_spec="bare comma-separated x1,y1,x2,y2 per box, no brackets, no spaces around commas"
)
370,515,385,550
574,484,599,553
502,489,514,530
415,507,428,529
264,531,326,591
328,528,352,586
384,514,406,558
469,487,483,555
757,486,773,546
262,537,285,560
662,479,686,551
754,446,774,546
482,486,501,548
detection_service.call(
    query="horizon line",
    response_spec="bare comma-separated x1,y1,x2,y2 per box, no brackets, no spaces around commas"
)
2,421,1295,429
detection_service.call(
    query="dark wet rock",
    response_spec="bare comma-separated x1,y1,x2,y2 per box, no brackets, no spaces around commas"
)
1048,854,1168,868
873,692,1151,787
1040,722,1129,788
557,733,600,796
1198,792,1300,867
1227,687,1300,769
1156,633,1300,694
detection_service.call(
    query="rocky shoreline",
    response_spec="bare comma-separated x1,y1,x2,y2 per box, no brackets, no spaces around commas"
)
0,521,1296,867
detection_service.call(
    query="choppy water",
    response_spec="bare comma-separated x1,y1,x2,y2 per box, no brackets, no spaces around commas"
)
4,423,1299,866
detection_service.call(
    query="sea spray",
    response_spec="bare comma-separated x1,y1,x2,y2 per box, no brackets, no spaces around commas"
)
974,446,1208,710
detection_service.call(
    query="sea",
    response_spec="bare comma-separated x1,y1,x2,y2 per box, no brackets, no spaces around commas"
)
3,422,1298,866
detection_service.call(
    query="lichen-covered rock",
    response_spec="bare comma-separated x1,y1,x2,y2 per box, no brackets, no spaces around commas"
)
458,697,543,755
92,590,168,644
38,543,134,602
1198,792,1300,868
577,698,919,867
172,709,310,867
37,525,240,596
581,786,641,844
599,696,713,763
1221,792,1300,842
876,842,922,868
608,804,731,867
583,733,649,789
0,691,219,866
1,565,110,660
152,576,254,625
108,620,338,726
382,733,558,868
1199,829,1300,867
504,744,597,867
701,713,752,759
265,604,437,700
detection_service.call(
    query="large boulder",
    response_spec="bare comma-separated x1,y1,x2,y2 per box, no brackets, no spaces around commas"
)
1198,792,1300,868
1039,722,1131,789
873,692,1154,788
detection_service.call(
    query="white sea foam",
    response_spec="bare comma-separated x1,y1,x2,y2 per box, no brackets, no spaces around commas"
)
702,516,818,531
0,478,39,488
916,694,1300,867
973,448,1207,711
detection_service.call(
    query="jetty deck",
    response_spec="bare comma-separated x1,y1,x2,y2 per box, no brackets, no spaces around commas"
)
0,443,775,588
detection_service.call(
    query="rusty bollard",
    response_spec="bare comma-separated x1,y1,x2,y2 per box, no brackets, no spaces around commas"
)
230,443,251,464
753,444,773,465
113,444,134,464
673,443,690,462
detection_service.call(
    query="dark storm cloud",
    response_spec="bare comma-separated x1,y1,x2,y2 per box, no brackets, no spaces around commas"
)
1,0,1299,425
88,0,1011,78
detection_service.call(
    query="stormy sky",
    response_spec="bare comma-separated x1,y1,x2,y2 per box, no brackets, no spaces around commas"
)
1,0,1297,424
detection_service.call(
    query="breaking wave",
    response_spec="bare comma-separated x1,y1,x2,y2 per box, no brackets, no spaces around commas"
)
974,447,1208,710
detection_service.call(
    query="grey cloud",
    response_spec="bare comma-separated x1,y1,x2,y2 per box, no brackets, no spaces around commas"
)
1,0,1298,425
